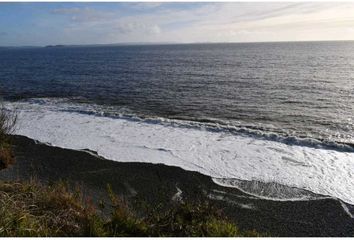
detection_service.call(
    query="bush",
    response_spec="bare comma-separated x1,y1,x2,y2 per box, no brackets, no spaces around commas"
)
0,102,16,169
0,103,17,137
142,200,261,237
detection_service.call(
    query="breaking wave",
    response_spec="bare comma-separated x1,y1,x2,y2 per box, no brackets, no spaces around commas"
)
4,98,354,205
8,98,354,152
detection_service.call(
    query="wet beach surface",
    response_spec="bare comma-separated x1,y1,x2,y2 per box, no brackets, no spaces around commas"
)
0,135,353,237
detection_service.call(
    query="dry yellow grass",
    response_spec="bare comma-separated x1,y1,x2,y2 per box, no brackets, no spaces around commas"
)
0,180,101,237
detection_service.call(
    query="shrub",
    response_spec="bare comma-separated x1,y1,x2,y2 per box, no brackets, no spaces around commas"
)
0,102,17,169
142,200,261,237
0,103,17,137
104,184,149,236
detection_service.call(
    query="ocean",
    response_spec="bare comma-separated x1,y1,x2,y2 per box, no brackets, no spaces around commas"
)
1,42,354,205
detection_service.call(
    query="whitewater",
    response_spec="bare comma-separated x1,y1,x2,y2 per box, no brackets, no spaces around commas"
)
5,99,354,205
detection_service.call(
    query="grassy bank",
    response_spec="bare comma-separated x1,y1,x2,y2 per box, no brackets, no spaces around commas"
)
0,179,260,237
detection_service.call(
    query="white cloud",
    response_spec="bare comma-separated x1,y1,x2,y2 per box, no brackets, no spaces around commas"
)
50,3,354,44
51,7,113,22
114,22,161,35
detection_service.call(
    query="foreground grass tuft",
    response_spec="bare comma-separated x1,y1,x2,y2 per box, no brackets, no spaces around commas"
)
0,180,261,237
0,180,99,237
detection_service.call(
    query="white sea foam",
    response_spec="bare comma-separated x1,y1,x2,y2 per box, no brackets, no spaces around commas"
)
212,178,333,202
5,100,354,205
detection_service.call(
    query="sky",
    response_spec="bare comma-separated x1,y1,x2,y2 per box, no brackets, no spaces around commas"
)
1,2,354,46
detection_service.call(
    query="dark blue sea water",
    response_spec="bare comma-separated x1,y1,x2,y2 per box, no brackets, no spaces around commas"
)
1,42,354,147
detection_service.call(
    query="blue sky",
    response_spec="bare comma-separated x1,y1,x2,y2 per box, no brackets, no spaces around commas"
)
1,2,354,46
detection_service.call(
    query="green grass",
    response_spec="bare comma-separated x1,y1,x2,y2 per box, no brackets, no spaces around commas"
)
0,180,261,237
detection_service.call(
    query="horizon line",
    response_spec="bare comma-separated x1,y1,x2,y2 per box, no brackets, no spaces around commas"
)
1,39,354,48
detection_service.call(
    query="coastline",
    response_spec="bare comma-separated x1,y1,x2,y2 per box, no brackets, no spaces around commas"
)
8,98,354,205
1,135,353,237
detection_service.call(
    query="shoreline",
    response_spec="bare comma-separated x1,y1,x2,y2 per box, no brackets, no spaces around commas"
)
1,135,353,236
8,99,354,205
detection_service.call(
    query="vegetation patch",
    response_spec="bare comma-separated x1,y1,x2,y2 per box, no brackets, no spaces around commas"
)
0,180,261,237
0,104,16,169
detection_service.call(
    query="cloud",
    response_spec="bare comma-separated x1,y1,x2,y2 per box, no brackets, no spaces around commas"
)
51,7,83,15
127,2,163,10
39,3,354,44
51,7,110,22
114,22,161,35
